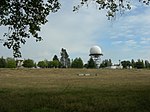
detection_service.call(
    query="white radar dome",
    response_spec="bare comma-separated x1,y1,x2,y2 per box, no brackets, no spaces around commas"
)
89,45,102,56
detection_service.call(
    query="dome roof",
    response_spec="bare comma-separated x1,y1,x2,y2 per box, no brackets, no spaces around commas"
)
89,45,102,55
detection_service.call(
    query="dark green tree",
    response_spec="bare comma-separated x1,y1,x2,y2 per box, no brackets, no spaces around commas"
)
53,55,59,61
121,60,131,69
135,59,144,69
6,57,16,68
100,61,105,68
108,59,112,66
0,56,6,68
23,59,34,68
87,57,96,68
145,60,150,69
60,48,70,68
131,59,136,68
71,57,84,68
48,60,60,68
53,60,60,68
48,61,54,68
53,55,61,68
100,59,112,68
37,61,47,68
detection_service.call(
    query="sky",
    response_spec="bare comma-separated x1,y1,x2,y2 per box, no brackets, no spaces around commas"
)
0,0,150,64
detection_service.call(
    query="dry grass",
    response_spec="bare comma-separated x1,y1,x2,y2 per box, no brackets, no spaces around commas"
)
0,68,150,112
0,68,149,89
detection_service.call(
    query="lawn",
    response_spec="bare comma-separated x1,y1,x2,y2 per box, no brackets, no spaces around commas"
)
0,68,150,112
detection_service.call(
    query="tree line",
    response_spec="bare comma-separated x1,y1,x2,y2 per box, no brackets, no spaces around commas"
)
0,56,150,69
121,59,150,69
0,48,82,68
0,56,83,69
0,47,150,69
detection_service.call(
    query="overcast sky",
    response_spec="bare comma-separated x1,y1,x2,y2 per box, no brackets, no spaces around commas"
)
0,0,150,64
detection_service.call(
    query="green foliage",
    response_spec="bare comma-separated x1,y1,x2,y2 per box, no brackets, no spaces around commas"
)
71,57,84,68
51,55,61,68
120,59,150,69
23,59,34,68
100,59,112,68
48,61,54,68
131,59,136,68
37,61,48,68
52,60,60,68
87,57,96,68
74,0,131,20
48,60,60,68
0,0,60,57
60,48,70,68
6,57,16,68
53,55,59,61
145,60,150,69
0,57,6,68
135,59,145,69
121,60,131,69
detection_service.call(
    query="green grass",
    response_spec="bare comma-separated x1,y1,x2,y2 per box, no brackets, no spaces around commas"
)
0,68,150,112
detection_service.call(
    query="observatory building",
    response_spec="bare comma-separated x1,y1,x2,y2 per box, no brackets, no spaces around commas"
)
89,45,103,68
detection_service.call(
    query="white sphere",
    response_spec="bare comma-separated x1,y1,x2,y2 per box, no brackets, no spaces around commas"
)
90,45,102,55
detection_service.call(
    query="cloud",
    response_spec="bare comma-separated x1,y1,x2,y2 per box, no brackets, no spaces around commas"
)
125,40,137,47
140,37,150,44
20,1,109,62
44,2,150,63
112,41,123,45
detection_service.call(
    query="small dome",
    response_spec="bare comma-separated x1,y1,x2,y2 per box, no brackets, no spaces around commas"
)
90,45,102,55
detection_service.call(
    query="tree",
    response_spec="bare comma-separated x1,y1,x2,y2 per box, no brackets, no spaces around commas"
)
0,0,149,57
0,0,60,57
37,61,47,68
23,59,34,68
52,55,61,68
135,59,144,69
71,57,84,68
6,57,16,68
60,48,70,68
52,60,60,68
121,60,131,69
108,59,112,66
0,57,6,68
48,61,54,68
145,60,150,69
87,57,96,68
131,59,136,68
100,61,105,68
53,55,59,61
100,59,112,68
74,0,149,20
48,60,59,68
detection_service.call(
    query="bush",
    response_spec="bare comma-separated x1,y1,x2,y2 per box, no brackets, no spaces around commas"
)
6,57,16,68
23,59,34,68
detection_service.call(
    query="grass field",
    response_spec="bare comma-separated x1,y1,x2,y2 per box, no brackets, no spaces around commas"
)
0,68,150,112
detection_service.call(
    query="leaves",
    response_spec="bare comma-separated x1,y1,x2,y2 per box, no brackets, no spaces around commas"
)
0,0,60,57
74,0,149,20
